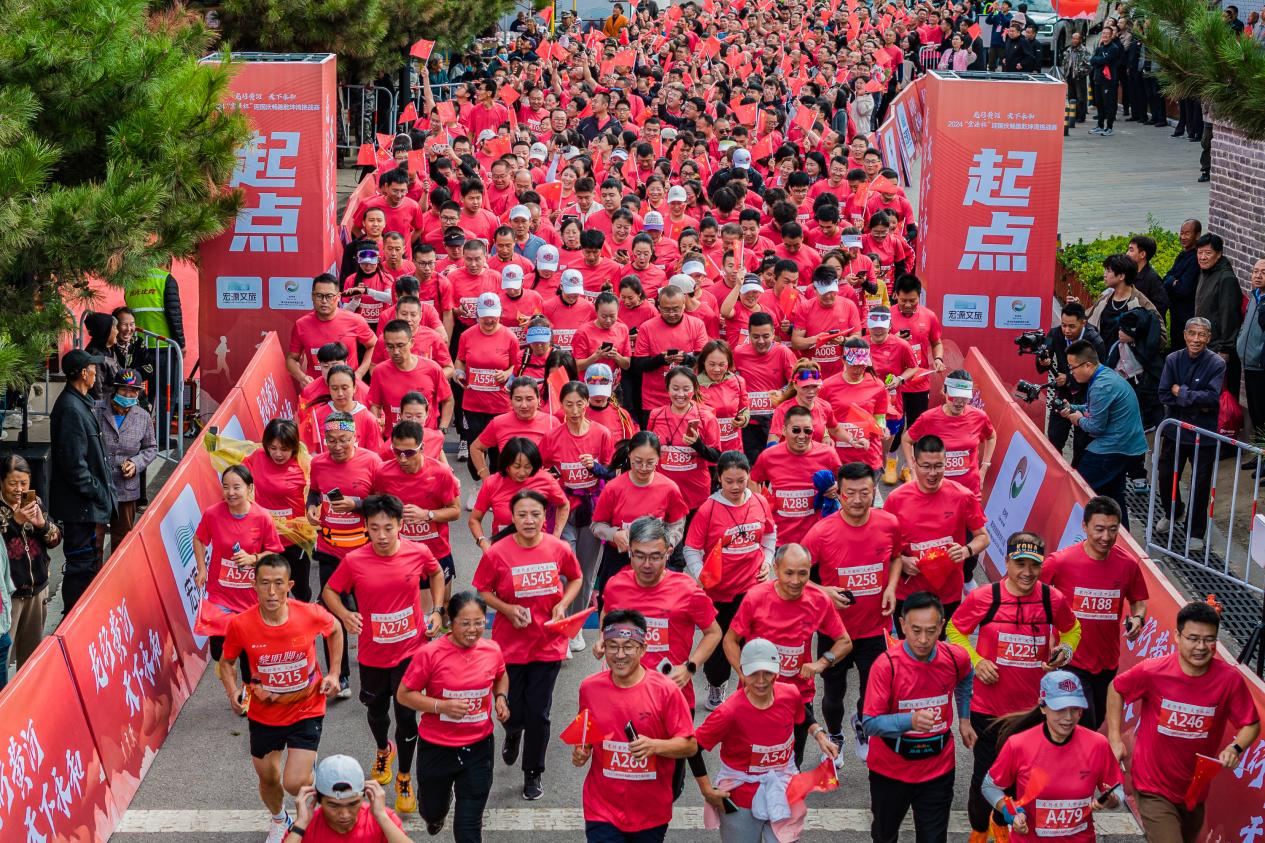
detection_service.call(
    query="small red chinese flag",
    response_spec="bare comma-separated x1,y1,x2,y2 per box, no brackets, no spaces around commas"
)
375,132,393,149
884,628,899,649
702,36,722,59
499,84,520,106
917,546,957,591
787,759,840,803
484,135,512,159
546,365,570,411
732,102,758,127
870,174,900,196
560,708,601,745
794,106,816,133
864,78,886,93
410,38,435,61
751,133,775,162
540,4,554,26
778,284,799,316
545,606,597,639
194,599,235,637
355,143,376,166
398,101,419,125
1184,754,1224,810
700,539,725,589
969,22,982,41
845,404,885,439
435,100,457,126
406,150,426,174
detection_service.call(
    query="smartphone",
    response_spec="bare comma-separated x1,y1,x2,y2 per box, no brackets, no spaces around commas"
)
721,796,740,814
624,722,639,742
666,348,679,358
21,490,37,507
327,487,344,502
687,420,700,436
840,588,856,606
899,329,912,339
600,341,614,351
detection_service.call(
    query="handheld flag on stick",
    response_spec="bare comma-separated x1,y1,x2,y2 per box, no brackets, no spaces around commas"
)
787,759,840,803
1184,754,1224,810
410,39,435,61
398,101,419,125
700,540,725,589
194,598,235,637
355,144,376,166
560,708,601,745
845,404,885,440
545,606,597,639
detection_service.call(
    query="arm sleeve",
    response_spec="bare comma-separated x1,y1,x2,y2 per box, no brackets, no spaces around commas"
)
980,772,1006,810
665,517,686,549
945,620,983,666
955,669,975,718
862,712,914,738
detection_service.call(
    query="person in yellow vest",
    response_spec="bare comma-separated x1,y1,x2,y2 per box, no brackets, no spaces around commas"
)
124,267,185,452
601,3,630,37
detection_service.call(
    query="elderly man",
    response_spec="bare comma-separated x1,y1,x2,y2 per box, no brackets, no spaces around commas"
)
1237,258,1265,443
1154,318,1225,552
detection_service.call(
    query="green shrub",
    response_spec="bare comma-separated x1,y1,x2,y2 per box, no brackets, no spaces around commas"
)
1057,217,1181,299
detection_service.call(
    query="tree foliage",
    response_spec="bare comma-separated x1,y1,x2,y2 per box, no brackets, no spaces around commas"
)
219,0,520,85
1132,0,1265,139
0,0,251,390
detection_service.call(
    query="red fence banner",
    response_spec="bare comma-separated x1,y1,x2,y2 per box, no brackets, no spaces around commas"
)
969,347,1265,840
197,54,339,400
915,73,1065,392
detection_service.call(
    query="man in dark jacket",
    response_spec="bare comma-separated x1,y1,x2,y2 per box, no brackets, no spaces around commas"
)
1163,219,1202,352
1038,301,1106,466
1089,26,1123,135
959,18,988,70
1194,232,1244,395
1154,318,1225,552
1002,22,1038,72
1127,234,1170,319
50,349,117,614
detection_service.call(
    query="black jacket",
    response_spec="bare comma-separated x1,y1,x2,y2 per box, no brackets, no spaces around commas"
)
1159,348,1225,439
1194,256,1244,353
1135,264,1170,319
1090,40,1122,84
1163,248,1200,311
49,387,116,524
162,271,186,350
1040,323,1106,399
1003,36,1039,72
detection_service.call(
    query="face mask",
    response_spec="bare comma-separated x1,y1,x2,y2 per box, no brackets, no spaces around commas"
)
113,394,138,409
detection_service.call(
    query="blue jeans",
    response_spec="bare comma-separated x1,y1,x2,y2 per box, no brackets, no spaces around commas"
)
1077,450,1131,529
0,632,11,689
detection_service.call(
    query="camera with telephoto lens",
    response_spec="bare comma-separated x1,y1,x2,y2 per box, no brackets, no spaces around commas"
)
1015,330,1053,365
1015,378,1069,413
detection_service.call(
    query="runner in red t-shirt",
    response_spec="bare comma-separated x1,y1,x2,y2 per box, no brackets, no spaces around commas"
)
290,756,409,843
697,343,750,453
397,592,509,840
790,271,862,378
732,315,798,462
632,287,709,421
243,419,311,600
1040,496,1148,729
902,371,997,498
287,275,377,386
368,321,453,435
219,556,343,841
573,611,697,840
890,275,947,441
322,496,444,815
723,544,852,764
802,463,901,758
454,294,520,474
646,368,721,511
818,340,891,471
472,380,559,477
750,406,843,547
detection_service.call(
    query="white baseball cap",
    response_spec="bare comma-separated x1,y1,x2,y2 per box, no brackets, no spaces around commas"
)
741,279,764,295
476,291,502,317
682,260,706,277
529,142,549,161
501,264,524,289
667,185,688,204
668,273,696,294
536,244,560,271
477,129,497,143
585,363,615,398
814,276,839,293
508,204,531,221
560,269,585,295
314,755,365,799
643,211,665,230
740,639,781,675
732,148,752,169
562,146,583,160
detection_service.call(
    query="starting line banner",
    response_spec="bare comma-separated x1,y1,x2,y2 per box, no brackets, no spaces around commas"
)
969,347,1265,840
0,334,297,840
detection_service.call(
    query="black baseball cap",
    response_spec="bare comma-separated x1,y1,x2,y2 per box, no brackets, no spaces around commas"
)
62,349,103,380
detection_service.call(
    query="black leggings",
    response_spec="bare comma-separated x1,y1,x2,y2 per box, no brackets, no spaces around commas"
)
314,551,352,682
504,660,563,774
360,660,418,774
209,635,253,683
818,634,885,734
283,543,313,603
968,712,1005,832
463,410,497,485
418,735,494,843
702,594,747,688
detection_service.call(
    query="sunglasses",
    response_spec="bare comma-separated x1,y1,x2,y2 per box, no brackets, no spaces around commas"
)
392,447,421,458
788,426,814,435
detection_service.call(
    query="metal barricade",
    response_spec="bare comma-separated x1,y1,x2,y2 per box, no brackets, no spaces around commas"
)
919,45,943,71
337,85,399,155
139,329,186,464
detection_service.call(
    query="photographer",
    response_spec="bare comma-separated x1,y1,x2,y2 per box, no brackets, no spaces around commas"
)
1033,302,1105,467
1059,341,1148,528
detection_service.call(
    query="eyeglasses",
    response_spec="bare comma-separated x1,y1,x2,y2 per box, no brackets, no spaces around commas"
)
392,447,420,458
1180,634,1217,646
312,292,338,301
453,619,485,629
630,551,667,564
630,458,658,469
788,426,813,435
605,642,643,654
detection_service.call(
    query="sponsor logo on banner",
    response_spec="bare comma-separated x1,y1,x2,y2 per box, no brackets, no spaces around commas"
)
983,431,1047,575
994,296,1042,330
942,294,989,328
268,276,313,310
160,485,207,646
1057,503,1086,550
216,276,263,309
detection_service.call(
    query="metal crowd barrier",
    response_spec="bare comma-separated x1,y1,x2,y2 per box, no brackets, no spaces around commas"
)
338,85,399,155
139,328,185,464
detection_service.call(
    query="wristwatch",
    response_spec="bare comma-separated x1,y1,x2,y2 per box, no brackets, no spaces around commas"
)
288,827,306,838
822,651,838,664
684,660,698,674
1232,742,1246,755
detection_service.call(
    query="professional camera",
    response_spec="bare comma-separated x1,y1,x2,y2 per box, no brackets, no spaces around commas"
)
1015,378,1069,413
1014,330,1046,353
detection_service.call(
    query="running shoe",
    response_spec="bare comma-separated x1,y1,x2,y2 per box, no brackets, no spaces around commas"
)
457,440,469,462
372,740,396,785
394,774,417,814
882,456,898,485
570,630,587,652
851,713,869,761
706,682,727,711
1101,127,1114,136
465,491,478,511
265,813,292,843
338,677,353,699
1089,126,1104,135
523,771,543,801
899,467,912,483
502,730,523,766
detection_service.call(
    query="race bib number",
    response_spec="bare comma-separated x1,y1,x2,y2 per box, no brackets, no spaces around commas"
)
558,461,596,490
511,562,560,598
218,559,255,590
601,739,657,781
897,693,950,735
554,329,577,349
645,617,669,653
458,296,479,319
910,537,953,554
1158,699,1215,740
1034,798,1092,837
370,607,417,644
774,488,814,519
359,299,383,322
717,417,737,441
837,562,884,597
775,643,805,677
661,445,696,472
324,509,362,528
749,735,795,773
439,687,491,723
401,519,439,542
266,507,294,518
468,367,500,392
945,449,969,476
257,657,312,695
723,522,761,554
838,423,870,452
996,631,1045,668
748,391,773,414
814,343,842,364
1072,587,1121,621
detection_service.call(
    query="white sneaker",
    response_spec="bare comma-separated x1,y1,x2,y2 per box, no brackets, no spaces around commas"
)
457,440,469,462
1187,536,1205,553
706,683,727,711
851,713,870,761
265,813,292,843
465,491,478,511
569,630,586,652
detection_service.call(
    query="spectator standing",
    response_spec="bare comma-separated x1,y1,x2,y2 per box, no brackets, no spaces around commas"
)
82,312,120,401
1127,235,1170,320
1154,318,1225,553
1108,305,1165,430
1087,253,1165,350
1089,26,1123,136
1163,220,1203,353
1193,233,1244,396
1036,302,1105,467
50,349,116,614
1061,31,1091,124
93,369,157,556
1236,258,1265,442
984,0,1014,70
0,456,58,670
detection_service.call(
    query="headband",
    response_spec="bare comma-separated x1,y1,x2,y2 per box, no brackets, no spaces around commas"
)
844,347,872,366
602,623,647,644
324,417,357,432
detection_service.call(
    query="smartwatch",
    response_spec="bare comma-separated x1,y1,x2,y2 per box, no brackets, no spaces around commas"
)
685,660,698,675
822,651,838,664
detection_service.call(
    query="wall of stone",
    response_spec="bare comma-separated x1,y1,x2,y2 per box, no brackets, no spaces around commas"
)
1209,117,1265,287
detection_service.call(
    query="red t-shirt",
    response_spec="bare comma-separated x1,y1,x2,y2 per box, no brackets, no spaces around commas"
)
729,580,847,702
289,311,376,377
1114,653,1259,804
685,494,775,604
447,268,501,324
802,509,900,641
695,683,805,808
354,195,423,243
602,569,718,709
750,441,841,546
222,601,338,726
882,479,987,602
370,324,451,368
372,458,462,558
456,326,519,415
888,305,943,381
473,471,568,535
401,635,507,747
633,315,709,411
699,376,749,451
472,534,583,664
572,320,632,367
541,422,615,503
367,357,451,435
578,258,629,299
647,405,721,508
906,406,995,497
618,299,659,335
326,541,440,668
733,343,797,416
303,803,404,843
868,335,919,413
591,472,688,532
790,296,862,377
864,640,973,783
1040,543,1149,673
770,398,840,446
195,501,284,612
498,289,546,341
578,669,695,832
241,451,306,523
301,402,383,456
818,374,890,469
542,296,598,351
477,409,559,450
950,581,1078,716
309,449,380,558
989,725,1123,843
861,232,913,277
